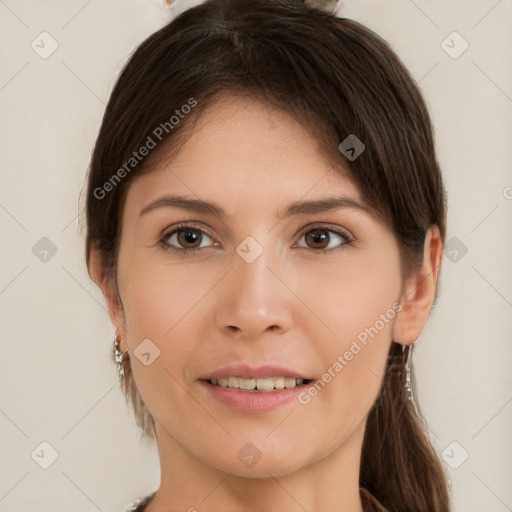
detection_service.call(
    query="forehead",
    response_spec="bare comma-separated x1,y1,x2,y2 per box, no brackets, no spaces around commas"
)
125,93,362,210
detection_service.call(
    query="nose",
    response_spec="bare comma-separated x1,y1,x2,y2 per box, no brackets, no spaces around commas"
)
214,244,294,340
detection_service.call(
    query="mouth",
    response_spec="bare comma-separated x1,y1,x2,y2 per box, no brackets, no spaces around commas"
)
205,376,312,392
198,363,314,411
200,376,313,412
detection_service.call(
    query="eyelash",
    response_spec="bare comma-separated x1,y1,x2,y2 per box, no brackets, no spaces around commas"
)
159,222,354,258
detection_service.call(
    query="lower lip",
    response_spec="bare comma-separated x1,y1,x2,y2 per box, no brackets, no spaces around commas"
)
199,380,309,412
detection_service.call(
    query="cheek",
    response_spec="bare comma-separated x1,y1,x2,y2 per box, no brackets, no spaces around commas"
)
293,246,401,413
292,246,402,343
116,253,223,405
119,256,198,338
117,260,199,424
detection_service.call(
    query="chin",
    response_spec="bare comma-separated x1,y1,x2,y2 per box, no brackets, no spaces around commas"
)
200,442,317,479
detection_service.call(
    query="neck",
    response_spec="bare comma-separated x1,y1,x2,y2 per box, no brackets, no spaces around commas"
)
145,419,366,512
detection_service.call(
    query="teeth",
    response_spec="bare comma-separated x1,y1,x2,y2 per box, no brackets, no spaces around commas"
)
274,376,285,390
209,376,307,391
256,377,274,391
284,377,296,389
239,377,256,390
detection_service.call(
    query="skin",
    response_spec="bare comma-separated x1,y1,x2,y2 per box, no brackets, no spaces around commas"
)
89,94,443,512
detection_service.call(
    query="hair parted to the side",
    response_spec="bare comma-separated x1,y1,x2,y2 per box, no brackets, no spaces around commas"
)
84,0,450,510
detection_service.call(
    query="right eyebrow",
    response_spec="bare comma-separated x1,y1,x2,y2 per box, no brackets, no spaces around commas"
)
139,195,227,219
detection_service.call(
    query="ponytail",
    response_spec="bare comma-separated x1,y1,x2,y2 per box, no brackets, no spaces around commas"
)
360,341,451,511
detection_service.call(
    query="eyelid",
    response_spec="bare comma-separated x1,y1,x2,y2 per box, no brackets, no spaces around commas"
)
160,221,216,238
294,222,353,240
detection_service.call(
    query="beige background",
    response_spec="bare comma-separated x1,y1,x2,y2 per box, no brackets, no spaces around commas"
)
1,0,511,510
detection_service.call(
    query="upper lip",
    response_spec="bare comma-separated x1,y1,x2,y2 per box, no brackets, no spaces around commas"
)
199,363,311,380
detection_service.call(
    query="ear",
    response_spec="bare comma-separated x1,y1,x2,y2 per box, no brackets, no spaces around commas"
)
393,226,443,346
88,249,127,350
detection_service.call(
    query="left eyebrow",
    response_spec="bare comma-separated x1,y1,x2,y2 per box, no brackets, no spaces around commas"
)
138,194,374,220
280,196,373,218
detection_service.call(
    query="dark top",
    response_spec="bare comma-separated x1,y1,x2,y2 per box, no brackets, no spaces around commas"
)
124,487,389,511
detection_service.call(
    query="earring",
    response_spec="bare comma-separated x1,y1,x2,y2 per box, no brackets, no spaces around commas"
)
113,336,125,380
404,345,413,402
388,345,414,402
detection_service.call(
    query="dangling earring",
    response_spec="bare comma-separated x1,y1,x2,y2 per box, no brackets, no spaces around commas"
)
113,336,125,380
388,345,414,402
404,344,413,402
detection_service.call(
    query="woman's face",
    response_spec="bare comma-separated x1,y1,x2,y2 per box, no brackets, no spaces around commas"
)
113,95,404,477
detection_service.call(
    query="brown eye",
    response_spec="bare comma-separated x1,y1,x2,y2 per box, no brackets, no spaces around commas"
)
296,227,352,252
176,228,202,248
163,227,214,250
306,229,330,249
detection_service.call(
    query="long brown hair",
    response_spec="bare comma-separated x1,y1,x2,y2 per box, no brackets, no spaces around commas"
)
83,1,450,510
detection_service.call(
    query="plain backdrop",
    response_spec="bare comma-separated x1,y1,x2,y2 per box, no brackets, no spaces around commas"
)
1,1,511,511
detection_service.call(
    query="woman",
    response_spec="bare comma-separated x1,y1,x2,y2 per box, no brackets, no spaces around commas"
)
84,0,451,510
